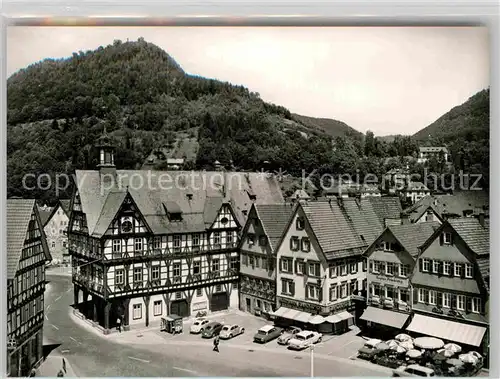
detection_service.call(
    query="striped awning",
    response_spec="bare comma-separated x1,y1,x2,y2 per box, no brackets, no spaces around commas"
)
337,311,354,321
360,307,410,329
271,307,312,323
406,314,487,347
325,314,342,323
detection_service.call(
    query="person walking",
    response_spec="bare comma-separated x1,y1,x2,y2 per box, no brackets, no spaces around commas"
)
116,316,122,333
213,335,220,352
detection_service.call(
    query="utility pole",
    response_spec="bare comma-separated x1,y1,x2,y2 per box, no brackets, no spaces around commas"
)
310,344,314,378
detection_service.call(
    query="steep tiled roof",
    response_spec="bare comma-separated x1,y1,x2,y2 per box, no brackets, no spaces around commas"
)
301,200,371,260
8,199,35,279
75,170,284,236
342,198,384,246
449,218,489,256
38,206,52,226
403,191,489,221
60,199,72,216
366,197,402,224
254,204,294,252
388,222,441,257
7,199,51,279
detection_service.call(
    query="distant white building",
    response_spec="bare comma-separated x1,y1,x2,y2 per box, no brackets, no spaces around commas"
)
166,158,184,170
400,182,431,204
417,147,449,164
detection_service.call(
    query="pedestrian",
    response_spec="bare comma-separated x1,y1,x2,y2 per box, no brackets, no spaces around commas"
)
213,335,220,352
116,316,122,333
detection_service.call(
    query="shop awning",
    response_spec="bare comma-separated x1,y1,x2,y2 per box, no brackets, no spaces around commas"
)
337,311,354,321
360,306,410,329
406,314,487,347
272,307,312,323
325,314,342,323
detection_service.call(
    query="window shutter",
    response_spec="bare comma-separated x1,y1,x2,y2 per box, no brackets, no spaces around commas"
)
369,260,373,272
413,289,418,303
279,258,283,271
451,294,457,309
318,287,323,302
439,233,444,245
289,238,294,250
294,260,298,274
354,261,358,274
419,259,423,272
466,297,472,313
305,262,309,276
315,264,320,277
424,290,429,304
438,262,443,276
437,292,443,307
290,282,295,296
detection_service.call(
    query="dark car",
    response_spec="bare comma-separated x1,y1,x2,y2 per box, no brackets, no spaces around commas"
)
277,326,302,345
201,322,223,338
253,325,283,344
357,345,381,361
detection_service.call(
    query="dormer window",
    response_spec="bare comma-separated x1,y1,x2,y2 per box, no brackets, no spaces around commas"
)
443,232,452,244
248,234,255,245
169,212,183,222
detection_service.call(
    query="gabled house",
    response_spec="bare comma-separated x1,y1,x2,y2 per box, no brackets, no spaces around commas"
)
7,199,52,377
239,203,294,318
417,146,449,164
43,199,72,264
365,196,403,227
361,222,439,335
272,198,383,334
67,133,284,333
400,181,431,205
407,216,489,357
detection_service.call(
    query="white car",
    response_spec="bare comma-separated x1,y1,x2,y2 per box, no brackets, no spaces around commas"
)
288,331,323,350
190,318,210,334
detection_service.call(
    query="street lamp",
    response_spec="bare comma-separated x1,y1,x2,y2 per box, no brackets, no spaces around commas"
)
310,344,315,378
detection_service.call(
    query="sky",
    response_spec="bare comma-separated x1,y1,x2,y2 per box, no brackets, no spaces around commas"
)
7,26,489,136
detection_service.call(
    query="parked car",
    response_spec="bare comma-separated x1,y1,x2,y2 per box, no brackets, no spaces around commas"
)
201,322,223,338
277,326,302,345
288,331,323,350
190,318,210,334
357,344,381,361
219,324,245,340
393,364,435,377
253,325,283,344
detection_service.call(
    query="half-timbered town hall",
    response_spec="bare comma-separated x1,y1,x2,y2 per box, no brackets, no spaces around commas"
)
7,199,52,377
68,134,284,332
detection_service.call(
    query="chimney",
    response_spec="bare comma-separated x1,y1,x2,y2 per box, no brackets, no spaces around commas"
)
400,212,410,225
478,211,485,227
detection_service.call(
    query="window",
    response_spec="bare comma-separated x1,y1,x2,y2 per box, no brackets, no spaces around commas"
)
457,295,465,311
133,267,142,283
296,217,305,230
134,238,143,251
432,260,440,273
418,288,427,303
472,298,481,313
133,304,142,320
151,266,160,280
241,254,248,266
372,261,380,274
307,285,320,300
372,283,380,297
399,289,408,303
296,261,304,275
215,284,222,292
340,282,348,298
173,235,181,248
113,239,121,253
362,259,367,272
454,263,463,277
443,262,451,275
248,234,255,245
383,242,393,251
308,262,320,277
465,263,473,278
443,232,452,244
422,259,430,272
51,241,56,248
330,285,338,301
340,262,347,276
329,264,337,278
281,259,290,272
349,260,357,274
192,233,200,247
153,300,162,316
115,269,124,285
385,286,394,300
153,237,161,249
211,258,220,272
290,237,299,251
443,293,451,308
399,264,409,277
227,232,234,245
262,258,268,270
188,261,200,276
259,236,267,246
173,263,181,277
349,281,357,296
230,256,238,270
299,238,310,252
249,256,255,267
281,279,294,295
255,256,260,268
196,288,203,297
429,290,436,305
386,262,395,276
213,232,221,245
